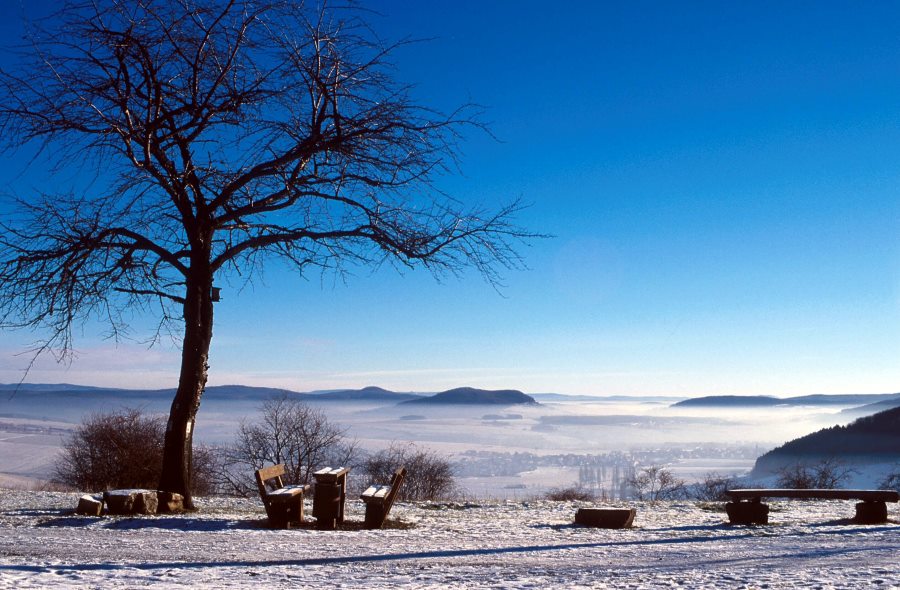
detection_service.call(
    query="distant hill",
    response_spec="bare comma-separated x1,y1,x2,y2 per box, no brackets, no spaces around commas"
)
841,396,900,417
531,393,685,403
751,406,900,476
0,383,115,392
309,386,422,402
673,395,782,407
402,387,538,406
673,393,899,408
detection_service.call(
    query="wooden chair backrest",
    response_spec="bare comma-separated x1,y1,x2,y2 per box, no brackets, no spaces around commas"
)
382,467,406,511
255,464,286,500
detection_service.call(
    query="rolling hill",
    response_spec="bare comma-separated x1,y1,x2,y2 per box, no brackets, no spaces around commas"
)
402,387,538,406
751,406,900,476
308,386,422,402
673,393,899,408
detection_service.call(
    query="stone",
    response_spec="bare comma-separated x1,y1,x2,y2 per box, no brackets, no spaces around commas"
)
75,494,103,516
574,508,636,529
157,491,184,513
725,501,769,525
855,501,888,525
133,490,158,515
104,489,158,515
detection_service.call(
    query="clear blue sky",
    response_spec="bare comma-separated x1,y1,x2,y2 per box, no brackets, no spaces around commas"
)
1,1,898,396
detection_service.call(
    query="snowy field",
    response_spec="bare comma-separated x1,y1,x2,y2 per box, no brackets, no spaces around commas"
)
0,490,898,588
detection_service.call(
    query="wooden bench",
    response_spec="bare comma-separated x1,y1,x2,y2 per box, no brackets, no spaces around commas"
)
312,466,351,530
725,488,900,525
361,467,406,529
255,464,310,528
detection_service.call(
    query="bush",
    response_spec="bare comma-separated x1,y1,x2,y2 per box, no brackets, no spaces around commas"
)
362,443,456,501
53,408,216,494
543,486,595,501
217,394,358,496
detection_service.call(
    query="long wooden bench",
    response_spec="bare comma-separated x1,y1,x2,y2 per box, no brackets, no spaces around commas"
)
361,467,406,529
725,488,900,525
255,464,310,528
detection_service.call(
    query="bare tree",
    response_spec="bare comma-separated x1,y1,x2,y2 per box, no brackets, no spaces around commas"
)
0,1,535,508
879,466,900,492
691,471,739,502
218,394,357,497
626,465,686,502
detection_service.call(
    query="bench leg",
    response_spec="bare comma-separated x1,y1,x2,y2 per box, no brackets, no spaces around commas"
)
725,501,769,525
313,482,342,530
267,495,304,529
363,502,387,529
855,501,888,525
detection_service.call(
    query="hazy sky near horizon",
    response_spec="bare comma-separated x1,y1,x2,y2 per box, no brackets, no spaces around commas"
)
0,1,898,396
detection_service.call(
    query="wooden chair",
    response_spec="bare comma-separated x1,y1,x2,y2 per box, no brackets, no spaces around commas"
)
255,464,310,528
361,467,406,529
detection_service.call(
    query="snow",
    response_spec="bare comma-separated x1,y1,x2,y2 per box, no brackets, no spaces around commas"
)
0,490,898,588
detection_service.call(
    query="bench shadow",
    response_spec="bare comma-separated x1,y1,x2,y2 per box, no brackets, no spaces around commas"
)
0,531,757,575
34,514,413,532
35,515,271,531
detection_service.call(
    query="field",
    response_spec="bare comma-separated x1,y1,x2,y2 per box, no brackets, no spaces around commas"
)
0,490,898,588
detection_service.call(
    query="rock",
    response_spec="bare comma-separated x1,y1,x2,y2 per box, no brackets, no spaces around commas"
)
133,490,158,515
75,494,103,516
725,501,769,525
855,501,888,525
574,507,636,528
157,491,184,513
104,489,158,515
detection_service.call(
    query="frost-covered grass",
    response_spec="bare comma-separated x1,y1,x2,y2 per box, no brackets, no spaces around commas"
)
0,490,898,588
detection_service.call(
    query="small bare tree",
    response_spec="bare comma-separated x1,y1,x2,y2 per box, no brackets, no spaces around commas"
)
218,394,357,497
691,472,738,502
626,465,686,502
879,466,900,492
0,1,537,508
363,443,456,501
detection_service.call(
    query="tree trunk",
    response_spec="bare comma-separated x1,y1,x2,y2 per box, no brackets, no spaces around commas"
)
158,260,214,510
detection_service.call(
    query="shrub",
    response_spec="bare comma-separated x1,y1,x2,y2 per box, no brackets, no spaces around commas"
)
53,408,216,494
362,443,456,501
543,486,595,501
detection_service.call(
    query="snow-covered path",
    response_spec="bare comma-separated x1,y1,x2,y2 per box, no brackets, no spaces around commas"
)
0,491,898,588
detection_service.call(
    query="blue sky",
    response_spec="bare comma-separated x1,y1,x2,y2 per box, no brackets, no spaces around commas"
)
1,1,898,396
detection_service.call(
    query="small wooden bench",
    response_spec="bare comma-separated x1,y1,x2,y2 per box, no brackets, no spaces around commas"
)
361,467,406,529
725,488,900,525
255,464,310,528
312,466,351,530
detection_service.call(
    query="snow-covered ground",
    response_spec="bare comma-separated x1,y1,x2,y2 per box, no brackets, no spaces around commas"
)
0,490,897,588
